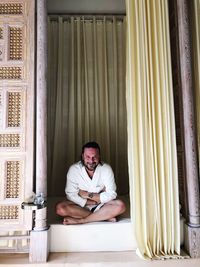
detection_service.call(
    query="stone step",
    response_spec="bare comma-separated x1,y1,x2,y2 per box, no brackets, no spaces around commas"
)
49,218,137,252
48,195,185,253
49,216,185,252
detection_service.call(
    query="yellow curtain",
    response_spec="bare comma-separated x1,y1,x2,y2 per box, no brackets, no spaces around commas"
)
47,16,128,197
126,0,180,258
192,0,200,171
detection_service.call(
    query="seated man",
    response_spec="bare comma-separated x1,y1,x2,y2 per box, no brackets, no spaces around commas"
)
56,141,126,225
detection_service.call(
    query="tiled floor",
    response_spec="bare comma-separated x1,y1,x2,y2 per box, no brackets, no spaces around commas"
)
0,252,200,267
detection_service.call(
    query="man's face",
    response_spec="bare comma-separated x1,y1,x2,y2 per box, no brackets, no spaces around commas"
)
82,147,100,171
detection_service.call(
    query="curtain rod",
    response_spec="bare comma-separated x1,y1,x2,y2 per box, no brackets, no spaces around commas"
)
48,13,125,16
48,14,125,20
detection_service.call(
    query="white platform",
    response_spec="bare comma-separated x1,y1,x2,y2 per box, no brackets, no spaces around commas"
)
50,219,137,252
48,195,136,252
48,196,185,253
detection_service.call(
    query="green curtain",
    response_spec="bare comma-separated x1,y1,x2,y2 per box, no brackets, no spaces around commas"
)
47,16,128,197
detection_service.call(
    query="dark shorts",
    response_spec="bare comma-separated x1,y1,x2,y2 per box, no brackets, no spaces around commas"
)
87,203,104,212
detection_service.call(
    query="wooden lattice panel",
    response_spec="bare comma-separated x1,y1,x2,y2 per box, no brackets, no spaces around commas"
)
8,91,21,127
0,67,22,79
0,205,19,219
0,0,34,231
0,91,2,128
0,28,3,39
0,133,20,147
0,45,3,61
9,27,23,60
0,3,23,15
6,161,20,198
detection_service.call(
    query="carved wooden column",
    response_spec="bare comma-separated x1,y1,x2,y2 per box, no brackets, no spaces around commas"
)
35,0,47,199
176,0,200,258
35,0,48,232
29,0,49,262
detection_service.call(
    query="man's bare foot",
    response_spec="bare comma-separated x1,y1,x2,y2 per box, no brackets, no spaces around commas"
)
107,217,117,222
63,217,82,225
63,216,117,225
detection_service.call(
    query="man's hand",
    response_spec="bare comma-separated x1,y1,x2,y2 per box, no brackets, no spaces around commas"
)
78,189,101,204
87,192,101,204
78,189,89,199
78,190,98,205
86,199,97,205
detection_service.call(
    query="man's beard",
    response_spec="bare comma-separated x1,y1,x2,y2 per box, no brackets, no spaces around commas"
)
84,162,98,171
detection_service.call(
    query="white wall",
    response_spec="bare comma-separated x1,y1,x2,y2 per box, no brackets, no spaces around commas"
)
47,0,126,14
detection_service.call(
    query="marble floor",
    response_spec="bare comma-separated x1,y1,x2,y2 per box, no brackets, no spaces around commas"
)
0,196,194,266
0,252,200,267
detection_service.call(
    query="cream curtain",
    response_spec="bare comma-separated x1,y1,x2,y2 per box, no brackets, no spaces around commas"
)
126,0,180,258
47,16,128,197
192,0,200,172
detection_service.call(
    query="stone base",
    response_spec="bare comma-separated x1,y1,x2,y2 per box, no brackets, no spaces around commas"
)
29,228,50,263
184,223,200,258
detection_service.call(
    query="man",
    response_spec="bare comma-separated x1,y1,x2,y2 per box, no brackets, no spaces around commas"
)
56,141,126,225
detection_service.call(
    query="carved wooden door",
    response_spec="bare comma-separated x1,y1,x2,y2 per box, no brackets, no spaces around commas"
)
168,0,187,218
0,0,34,231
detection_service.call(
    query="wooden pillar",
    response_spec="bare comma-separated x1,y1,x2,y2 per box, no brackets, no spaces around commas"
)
35,0,48,232
176,0,200,258
36,0,47,197
29,0,49,262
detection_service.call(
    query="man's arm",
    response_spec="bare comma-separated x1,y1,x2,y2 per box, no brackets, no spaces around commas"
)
79,164,117,205
99,165,117,203
65,166,87,207
79,189,102,204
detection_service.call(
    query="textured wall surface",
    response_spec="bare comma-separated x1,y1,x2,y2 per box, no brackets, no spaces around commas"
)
47,0,125,14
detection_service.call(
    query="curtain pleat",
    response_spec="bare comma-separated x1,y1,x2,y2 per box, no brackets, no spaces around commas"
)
47,16,128,197
126,0,180,258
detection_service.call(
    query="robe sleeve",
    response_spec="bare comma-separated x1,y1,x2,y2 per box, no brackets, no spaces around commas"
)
65,166,87,207
99,164,117,204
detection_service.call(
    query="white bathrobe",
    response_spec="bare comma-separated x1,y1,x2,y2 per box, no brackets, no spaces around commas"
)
65,161,117,207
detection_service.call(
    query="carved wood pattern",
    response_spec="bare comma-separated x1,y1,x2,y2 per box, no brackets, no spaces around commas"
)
168,0,187,218
0,205,19,219
7,91,22,127
0,67,22,79
0,3,23,15
177,0,200,225
0,45,3,61
0,0,34,231
0,133,20,147
6,161,20,198
0,28,3,39
9,27,23,60
0,91,2,128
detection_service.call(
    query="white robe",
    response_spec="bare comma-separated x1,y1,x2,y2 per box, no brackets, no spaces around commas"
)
65,161,117,207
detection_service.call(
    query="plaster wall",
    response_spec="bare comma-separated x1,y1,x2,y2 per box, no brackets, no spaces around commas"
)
47,0,126,14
